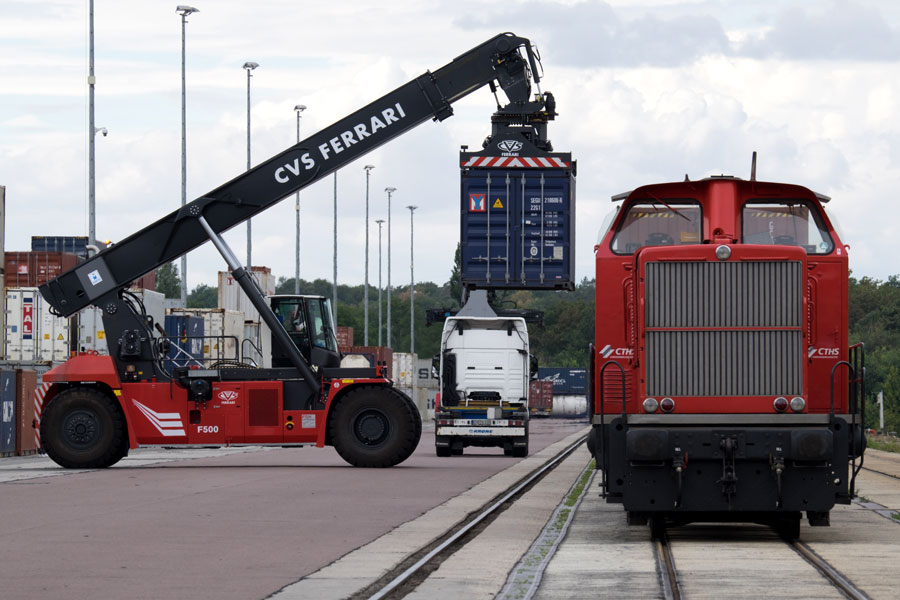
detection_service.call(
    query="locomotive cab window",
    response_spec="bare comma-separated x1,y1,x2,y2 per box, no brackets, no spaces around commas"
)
742,201,834,254
610,200,701,255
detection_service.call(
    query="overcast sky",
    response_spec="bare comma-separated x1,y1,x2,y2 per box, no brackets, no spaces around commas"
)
2,0,899,292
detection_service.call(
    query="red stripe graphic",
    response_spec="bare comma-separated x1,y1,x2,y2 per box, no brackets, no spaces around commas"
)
461,157,570,168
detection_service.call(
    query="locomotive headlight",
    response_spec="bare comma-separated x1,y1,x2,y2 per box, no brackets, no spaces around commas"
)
660,397,675,413
643,397,659,413
715,245,732,261
790,396,806,412
773,397,789,412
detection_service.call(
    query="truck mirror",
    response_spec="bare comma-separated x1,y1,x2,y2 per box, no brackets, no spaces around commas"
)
530,354,539,379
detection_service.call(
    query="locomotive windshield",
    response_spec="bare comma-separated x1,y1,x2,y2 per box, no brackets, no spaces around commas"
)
610,200,701,255
742,200,834,254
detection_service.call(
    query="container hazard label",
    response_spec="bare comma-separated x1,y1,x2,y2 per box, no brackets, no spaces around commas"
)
469,194,486,212
493,198,503,208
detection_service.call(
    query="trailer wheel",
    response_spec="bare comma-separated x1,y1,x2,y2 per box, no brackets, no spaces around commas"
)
330,386,421,467
40,387,127,469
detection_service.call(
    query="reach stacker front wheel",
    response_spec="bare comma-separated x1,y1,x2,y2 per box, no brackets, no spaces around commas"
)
330,386,421,467
40,387,129,469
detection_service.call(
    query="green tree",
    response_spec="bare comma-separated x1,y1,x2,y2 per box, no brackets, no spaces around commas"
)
155,262,181,299
188,284,218,308
449,243,463,306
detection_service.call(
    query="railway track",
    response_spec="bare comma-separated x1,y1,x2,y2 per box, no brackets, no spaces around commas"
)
860,465,900,481
653,525,871,600
362,434,589,600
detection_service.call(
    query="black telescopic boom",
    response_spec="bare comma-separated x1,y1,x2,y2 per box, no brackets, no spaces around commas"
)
40,33,539,317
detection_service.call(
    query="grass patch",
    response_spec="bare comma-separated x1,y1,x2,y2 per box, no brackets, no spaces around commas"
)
564,459,595,507
867,434,900,454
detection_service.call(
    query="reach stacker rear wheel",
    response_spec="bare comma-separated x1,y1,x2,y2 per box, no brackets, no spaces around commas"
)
330,386,421,467
40,387,128,469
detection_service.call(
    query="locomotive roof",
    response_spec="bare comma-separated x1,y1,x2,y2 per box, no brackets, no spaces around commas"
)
612,176,831,204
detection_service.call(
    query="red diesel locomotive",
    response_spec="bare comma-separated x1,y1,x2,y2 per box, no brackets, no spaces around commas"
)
587,168,865,538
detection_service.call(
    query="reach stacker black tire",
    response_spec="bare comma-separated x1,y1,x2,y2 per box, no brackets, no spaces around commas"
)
40,387,128,469
330,386,421,467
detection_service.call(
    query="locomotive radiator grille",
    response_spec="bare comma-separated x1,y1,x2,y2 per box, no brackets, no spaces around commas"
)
644,261,803,396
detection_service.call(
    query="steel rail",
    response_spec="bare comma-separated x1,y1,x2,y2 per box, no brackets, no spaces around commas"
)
790,540,870,600
860,465,900,482
366,434,588,600
653,530,682,600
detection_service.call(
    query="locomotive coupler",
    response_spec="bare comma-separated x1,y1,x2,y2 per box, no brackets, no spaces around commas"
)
717,436,739,508
673,446,687,508
770,446,786,508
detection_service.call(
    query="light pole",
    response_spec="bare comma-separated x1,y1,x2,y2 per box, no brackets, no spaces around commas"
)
177,5,198,305
375,219,385,346
294,104,306,294
385,186,396,348
333,172,338,322
407,205,417,353
88,0,96,255
363,164,375,345
242,61,258,268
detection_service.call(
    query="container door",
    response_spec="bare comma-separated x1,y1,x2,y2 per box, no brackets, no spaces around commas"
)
521,172,573,287
461,171,514,286
1,371,15,455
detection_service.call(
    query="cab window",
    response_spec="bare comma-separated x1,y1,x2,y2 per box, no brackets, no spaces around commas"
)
611,200,702,255
307,299,337,352
741,201,834,254
272,297,311,352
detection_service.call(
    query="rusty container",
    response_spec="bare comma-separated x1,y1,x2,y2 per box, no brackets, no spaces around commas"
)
4,251,80,288
336,326,354,350
15,369,38,455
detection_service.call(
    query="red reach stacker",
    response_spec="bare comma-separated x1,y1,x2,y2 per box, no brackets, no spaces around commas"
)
588,159,866,538
34,33,557,469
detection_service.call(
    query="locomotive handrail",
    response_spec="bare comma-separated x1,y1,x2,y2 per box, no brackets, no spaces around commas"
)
830,358,862,498
848,342,866,497
598,359,626,498
829,360,855,417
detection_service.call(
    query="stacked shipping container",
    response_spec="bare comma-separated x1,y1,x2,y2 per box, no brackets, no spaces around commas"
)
0,369,41,458
4,252,80,289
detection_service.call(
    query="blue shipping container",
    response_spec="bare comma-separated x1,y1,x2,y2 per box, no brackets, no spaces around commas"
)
31,235,89,258
163,315,205,373
461,168,575,290
1,370,16,456
538,367,587,395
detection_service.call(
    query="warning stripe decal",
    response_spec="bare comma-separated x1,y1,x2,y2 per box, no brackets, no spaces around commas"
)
33,383,52,449
461,156,569,168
